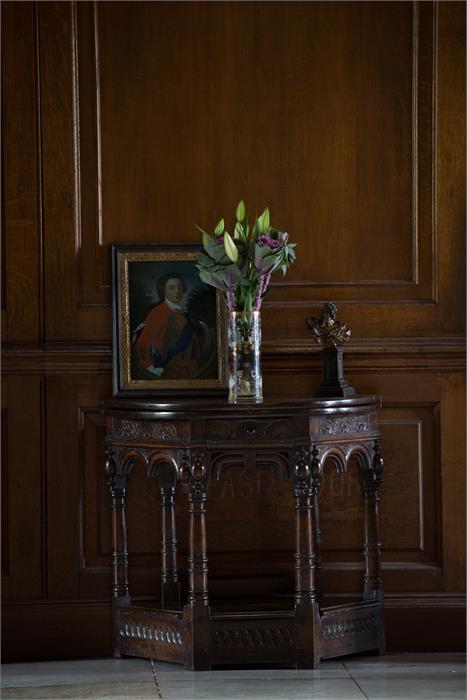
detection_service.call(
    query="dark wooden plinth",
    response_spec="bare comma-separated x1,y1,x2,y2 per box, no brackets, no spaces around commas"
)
104,396,385,670
114,600,383,668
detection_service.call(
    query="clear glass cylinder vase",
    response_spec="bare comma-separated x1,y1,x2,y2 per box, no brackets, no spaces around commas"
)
227,311,263,404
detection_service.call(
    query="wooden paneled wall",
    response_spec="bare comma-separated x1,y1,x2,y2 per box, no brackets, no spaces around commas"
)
2,1,465,660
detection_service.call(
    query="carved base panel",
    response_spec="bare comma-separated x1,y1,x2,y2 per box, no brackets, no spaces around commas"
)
211,611,296,666
116,606,185,663
320,601,384,660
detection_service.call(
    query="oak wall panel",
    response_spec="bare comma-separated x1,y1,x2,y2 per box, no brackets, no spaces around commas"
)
45,374,111,598
36,1,465,341
1,2,41,341
1,376,43,600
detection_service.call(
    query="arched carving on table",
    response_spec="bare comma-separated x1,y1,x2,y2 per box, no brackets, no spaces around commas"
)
210,451,290,481
147,451,179,479
317,442,374,475
317,445,349,474
346,444,374,473
116,447,148,475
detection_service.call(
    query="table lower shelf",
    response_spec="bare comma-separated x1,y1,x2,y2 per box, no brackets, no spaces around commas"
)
115,598,384,668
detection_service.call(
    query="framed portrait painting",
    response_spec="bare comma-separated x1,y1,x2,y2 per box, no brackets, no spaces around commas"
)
112,244,227,396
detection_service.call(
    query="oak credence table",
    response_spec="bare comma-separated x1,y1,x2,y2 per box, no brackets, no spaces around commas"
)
104,396,384,670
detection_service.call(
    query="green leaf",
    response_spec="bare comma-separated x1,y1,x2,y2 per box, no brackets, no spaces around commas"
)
224,264,243,287
198,269,227,292
214,218,225,235
202,232,213,250
258,207,270,234
208,242,230,264
236,200,246,222
224,231,238,262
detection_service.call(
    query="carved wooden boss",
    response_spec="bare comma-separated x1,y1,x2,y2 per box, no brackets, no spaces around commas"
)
104,395,384,670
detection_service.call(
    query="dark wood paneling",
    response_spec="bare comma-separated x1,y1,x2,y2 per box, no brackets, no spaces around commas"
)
1,1,41,340
45,375,111,598
39,2,82,341
1,377,43,599
2,600,113,661
36,1,465,341
1,0,465,659
1,408,9,576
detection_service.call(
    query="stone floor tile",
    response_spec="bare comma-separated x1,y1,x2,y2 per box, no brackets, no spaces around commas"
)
1,659,153,688
343,653,466,676
152,658,348,679
0,682,157,699
156,677,365,699
355,674,466,700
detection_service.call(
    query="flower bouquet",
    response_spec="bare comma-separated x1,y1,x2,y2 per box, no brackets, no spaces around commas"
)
196,201,296,403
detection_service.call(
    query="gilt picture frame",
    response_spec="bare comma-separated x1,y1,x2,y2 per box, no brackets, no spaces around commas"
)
112,244,227,397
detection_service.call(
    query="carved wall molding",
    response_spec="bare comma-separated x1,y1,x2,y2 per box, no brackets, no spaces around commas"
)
2,339,465,375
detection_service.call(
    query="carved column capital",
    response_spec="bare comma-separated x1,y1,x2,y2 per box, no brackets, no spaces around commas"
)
293,446,322,497
105,446,128,496
105,442,117,484
293,447,312,495
373,441,384,480
181,450,209,498
360,440,384,490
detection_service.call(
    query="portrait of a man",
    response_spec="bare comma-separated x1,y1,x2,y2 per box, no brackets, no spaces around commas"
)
112,246,225,395
130,264,217,381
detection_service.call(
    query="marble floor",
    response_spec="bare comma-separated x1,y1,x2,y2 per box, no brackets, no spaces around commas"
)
1,654,465,700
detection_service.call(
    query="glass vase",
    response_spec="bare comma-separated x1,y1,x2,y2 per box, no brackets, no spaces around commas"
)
227,311,263,404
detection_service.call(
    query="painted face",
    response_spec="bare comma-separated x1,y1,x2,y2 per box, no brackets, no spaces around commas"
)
164,278,185,304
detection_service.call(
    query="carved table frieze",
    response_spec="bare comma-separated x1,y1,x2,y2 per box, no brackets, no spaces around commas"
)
207,418,293,443
313,413,376,438
109,417,189,442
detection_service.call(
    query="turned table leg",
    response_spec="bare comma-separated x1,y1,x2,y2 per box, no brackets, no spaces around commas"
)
360,441,385,652
361,442,384,602
293,448,321,669
311,447,323,601
160,466,180,608
182,451,211,671
105,448,130,658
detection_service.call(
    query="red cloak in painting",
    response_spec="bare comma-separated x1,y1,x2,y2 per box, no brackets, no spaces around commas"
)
133,301,203,379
